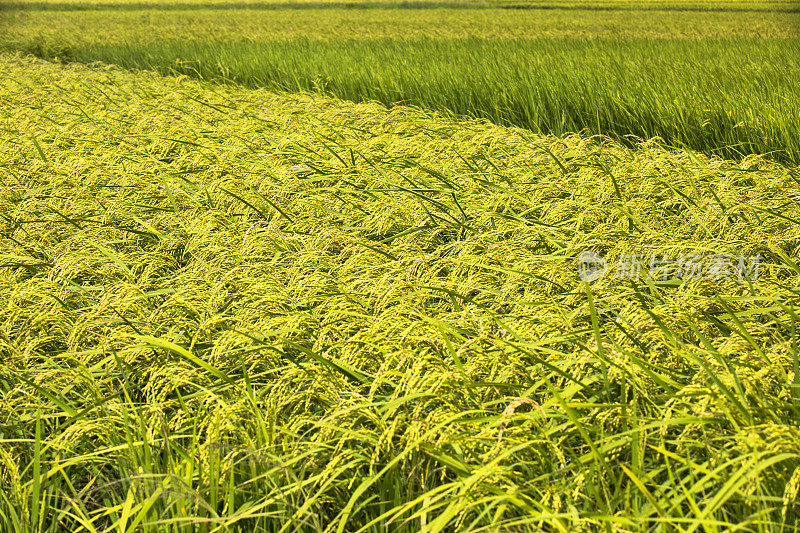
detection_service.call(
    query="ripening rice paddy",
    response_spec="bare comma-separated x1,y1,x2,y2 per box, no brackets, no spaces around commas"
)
2,49,800,530
3,0,800,162
2,0,800,530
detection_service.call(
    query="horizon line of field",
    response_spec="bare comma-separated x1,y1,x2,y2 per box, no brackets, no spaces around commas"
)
3,1,799,12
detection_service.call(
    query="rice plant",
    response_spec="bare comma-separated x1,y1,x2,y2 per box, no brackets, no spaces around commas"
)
3,1,799,162
1,52,800,531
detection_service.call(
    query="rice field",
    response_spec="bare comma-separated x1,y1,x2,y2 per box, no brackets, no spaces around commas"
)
1,0,800,531
3,0,799,162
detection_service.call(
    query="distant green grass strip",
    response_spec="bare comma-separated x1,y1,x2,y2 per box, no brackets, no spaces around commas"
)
5,0,799,11
41,37,800,162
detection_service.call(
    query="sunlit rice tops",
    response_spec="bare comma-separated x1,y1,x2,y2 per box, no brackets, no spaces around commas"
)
3,1,799,163
1,53,800,530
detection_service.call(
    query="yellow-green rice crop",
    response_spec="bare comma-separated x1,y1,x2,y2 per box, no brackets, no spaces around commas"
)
3,1,799,163
3,2,796,44
2,52,800,531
